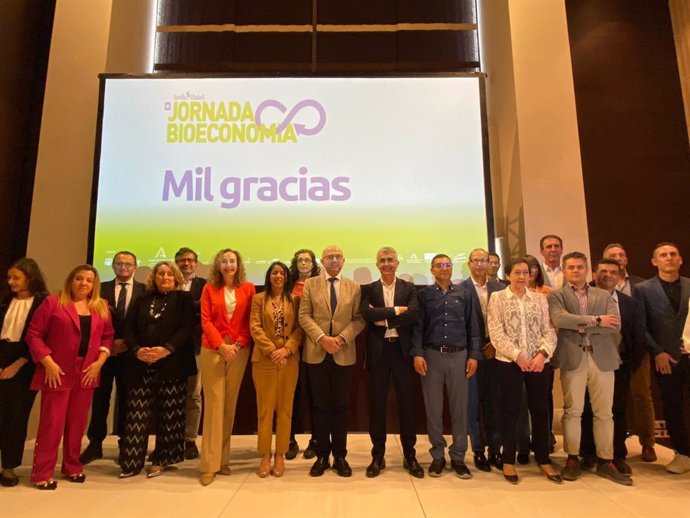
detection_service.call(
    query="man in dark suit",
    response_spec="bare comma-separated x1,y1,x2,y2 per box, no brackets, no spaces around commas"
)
602,243,656,462
360,246,422,478
461,248,505,471
175,247,207,460
80,250,145,464
488,252,509,286
580,258,647,475
299,245,366,477
634,242,690,474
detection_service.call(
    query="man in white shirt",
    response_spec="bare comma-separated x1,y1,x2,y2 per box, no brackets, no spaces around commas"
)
540,234,564,288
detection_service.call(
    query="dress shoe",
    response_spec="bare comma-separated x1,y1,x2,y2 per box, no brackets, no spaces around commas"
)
119,471,138,479
579,454,596,471
502,465,518,484
218,465,232,476
665,453,690,474
539,464,563,484
309,457,330,477
303,439,317,460
613,458,633,476
199,472,215,486
273,454,285,477
451,460,473,479
35,480,58,490
473,452,491,472
257,454,271,478
333,457,352,477
561,458,582,481
596,461,633,486
403,457,424,478
285,439,299,460
147,465,163,478
366,456,385,478
488,452,503,470
516,452,530,465
65,473,86,483
184,440,199,460
0,470,19,487
79,443,103,465
428,457,446,477
641,446,657,463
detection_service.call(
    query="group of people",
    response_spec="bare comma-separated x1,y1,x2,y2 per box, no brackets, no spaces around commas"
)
0,237,688,490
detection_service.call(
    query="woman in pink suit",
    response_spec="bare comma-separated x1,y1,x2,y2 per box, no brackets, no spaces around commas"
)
26,265,114,490
198,249,255,486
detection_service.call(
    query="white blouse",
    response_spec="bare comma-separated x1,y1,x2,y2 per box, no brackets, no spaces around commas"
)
1,297,34,342
224,287,236,321
487,288,556,363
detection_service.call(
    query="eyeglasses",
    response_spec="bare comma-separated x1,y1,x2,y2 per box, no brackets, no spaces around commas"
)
113,262,135,268
177,258,196,263
297,258,313,264
221,259,237,266
433,262,452,269
470,259,488,264
323,254,343,261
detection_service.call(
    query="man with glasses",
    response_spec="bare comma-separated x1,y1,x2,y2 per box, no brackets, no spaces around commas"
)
175,247,207,460
462,248,504,471
299,245,365,477
80,251,145,465
361,247,423,478
413,254,482,478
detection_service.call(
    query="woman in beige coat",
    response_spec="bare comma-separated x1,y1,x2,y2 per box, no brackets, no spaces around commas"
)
250,261,303,478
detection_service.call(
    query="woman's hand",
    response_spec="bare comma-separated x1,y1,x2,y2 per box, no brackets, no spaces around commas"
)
218,342,239,363
0,359,26,380
515,353,531,372
529,352,546,372
82,360,104,386
270,348,290,365
42,356,65,388
147,346,170,363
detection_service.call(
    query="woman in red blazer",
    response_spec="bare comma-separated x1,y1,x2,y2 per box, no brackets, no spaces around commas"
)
26,265,114,490
198,249,255,486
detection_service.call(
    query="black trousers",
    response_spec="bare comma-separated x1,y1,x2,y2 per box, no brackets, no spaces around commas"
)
290,360,315,442
120,371,187,474
87,354,128,444
0,363,36,469
656,355,690,456
497,361,551,465
368,341,417,458
581,362,631,459
468,358,501,456
306,354,352,458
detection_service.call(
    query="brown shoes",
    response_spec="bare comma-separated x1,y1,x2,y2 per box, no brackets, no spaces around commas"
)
257,454,271,478
641,446,657,463
199,472,215,486
273,454,285,477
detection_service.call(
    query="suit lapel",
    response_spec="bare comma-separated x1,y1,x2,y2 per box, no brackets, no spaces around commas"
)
680,278,690,316
651,278,673,315
66,302,81,331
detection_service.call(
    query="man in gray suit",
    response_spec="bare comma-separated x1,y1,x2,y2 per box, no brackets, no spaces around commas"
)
634,242,690,474
299,245,366,477
548,251,631,485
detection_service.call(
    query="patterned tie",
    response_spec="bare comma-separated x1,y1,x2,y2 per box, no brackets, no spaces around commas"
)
116,282,127,320
328,277,337,335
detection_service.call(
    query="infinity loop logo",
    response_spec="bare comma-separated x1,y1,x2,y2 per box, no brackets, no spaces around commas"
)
255,99,326,136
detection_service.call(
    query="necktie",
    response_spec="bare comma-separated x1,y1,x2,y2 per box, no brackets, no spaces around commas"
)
116,282,127,320
328,277,337,335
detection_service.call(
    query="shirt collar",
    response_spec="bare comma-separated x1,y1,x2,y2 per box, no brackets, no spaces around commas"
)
543,263,562,273
380,277,397,288
568,283,588,294
505,287,535,301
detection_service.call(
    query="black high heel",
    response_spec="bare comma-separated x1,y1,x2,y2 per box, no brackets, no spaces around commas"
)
35,480,58,490
67,473,86,483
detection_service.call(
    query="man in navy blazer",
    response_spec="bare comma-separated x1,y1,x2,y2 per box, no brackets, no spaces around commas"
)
580,258,647,475
361,246,422,478
461,248,505,471
634,242,690,474
80,251,145,465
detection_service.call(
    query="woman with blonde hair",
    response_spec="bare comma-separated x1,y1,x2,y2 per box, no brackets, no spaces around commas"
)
199,249,255,486
251,261,302,477
26,264,114,490
119,261,196,478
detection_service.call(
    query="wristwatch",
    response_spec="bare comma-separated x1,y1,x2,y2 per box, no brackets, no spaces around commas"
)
595,316,602,326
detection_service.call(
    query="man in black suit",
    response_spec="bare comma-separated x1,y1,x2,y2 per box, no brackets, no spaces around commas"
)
80,250,145,464
361,246,423,478
603,243,656,462
461,248,505,471
488,252,509,286
634,242,690,474
175,247,207,460
580,258,647,475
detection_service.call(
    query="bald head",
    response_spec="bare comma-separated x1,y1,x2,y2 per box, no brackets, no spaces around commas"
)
321,245,345,277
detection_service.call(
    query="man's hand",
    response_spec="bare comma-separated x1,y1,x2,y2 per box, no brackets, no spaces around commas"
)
465,358,478,378
319,336,342,355
598,315,620,328
482,342,496,360
414,356,427,376
110,338,127,356
655,351,677,375
397,306,408,314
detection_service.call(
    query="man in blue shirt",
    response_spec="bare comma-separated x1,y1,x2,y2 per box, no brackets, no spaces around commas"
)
413,253,482,478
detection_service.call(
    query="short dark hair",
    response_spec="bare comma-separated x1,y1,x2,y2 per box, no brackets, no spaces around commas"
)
488,252,500,261
596,257,621,270
175,247,198,262
4,257,48,301
264,261,292,301
652,241,680,257
539,234,563,250
562,251,588,268
430,254,451,266
524,254,544,287
505,257,530,276
114,250,137,264
602,243,625,256
289,248,320,283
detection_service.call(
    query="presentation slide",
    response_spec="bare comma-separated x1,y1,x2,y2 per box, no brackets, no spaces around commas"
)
91,76,491,285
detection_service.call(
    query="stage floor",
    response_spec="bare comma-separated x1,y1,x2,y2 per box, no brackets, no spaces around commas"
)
3,434,688,518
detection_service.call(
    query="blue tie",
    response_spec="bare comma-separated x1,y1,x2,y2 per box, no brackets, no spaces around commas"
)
328,277,337,335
